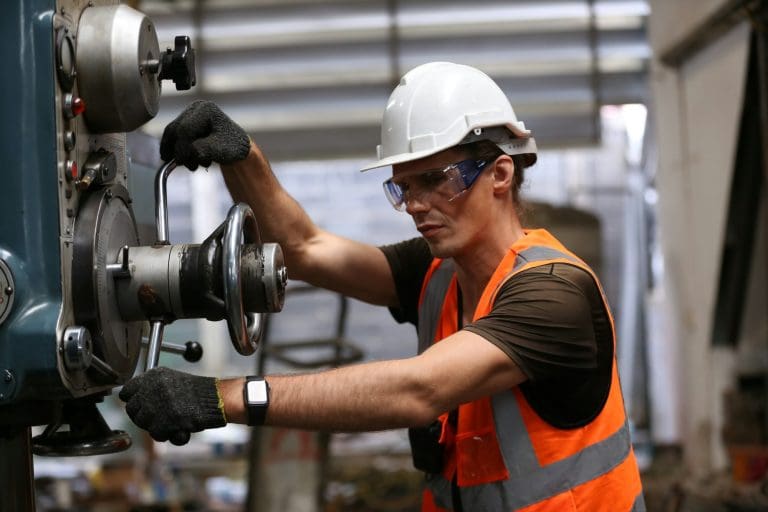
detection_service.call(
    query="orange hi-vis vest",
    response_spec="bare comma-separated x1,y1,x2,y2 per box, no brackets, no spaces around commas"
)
416,229,645,511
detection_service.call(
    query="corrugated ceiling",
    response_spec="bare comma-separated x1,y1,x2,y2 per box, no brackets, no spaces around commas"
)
140,0,649,161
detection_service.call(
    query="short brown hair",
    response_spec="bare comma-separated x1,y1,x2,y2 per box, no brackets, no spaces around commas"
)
460,140,529,216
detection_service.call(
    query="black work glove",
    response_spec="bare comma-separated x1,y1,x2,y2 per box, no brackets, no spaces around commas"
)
160,100,251,170
119,367,227,446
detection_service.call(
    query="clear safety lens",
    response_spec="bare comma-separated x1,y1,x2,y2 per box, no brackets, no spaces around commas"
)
382,159,490,211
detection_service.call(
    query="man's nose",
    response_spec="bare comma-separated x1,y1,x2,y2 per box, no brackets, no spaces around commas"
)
404,189,430,214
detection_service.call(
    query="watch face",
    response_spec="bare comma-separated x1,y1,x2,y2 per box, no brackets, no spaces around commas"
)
246,379,268,405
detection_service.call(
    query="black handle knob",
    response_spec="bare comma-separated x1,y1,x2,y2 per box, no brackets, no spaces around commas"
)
159,36,196,91
183,341,203,362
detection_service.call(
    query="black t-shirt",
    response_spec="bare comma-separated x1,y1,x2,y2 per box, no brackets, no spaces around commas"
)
379,237,613,429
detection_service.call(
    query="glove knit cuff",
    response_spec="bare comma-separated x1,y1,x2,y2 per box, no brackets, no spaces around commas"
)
214,378,227,424
193,377,227,429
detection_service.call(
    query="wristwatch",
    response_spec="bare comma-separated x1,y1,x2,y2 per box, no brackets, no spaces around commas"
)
244,376,270,426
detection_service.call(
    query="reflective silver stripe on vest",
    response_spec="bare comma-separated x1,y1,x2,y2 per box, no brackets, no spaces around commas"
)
426,401,635,511
488,393,631,509
417,259,455,354
513,245,579,270
418,245,638,510
426,401,632,510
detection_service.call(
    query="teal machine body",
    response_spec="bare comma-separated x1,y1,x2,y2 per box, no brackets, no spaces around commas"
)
0,0,194,439
0,0,63,414
0,4,285,507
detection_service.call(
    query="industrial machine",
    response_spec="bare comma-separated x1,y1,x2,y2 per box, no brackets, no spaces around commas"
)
0,1,286,509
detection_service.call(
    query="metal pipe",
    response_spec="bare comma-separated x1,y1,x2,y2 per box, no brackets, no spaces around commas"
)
587,0,602,144
386,0,401,90
753,6,768,437
755,6,768,183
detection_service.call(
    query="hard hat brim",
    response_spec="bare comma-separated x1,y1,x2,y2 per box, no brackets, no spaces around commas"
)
360,147,445,172
360,127,537,172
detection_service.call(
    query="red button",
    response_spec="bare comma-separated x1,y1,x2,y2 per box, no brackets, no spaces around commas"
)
64,94,86,118
71,96,86,117
66,160,78,181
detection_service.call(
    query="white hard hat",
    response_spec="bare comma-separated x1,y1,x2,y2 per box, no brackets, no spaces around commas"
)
361,61,537,171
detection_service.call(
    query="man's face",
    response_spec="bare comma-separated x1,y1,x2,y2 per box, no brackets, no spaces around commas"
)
391,148,493,258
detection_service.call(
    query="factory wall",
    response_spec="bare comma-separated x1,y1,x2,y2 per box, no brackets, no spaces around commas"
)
648,0,766,476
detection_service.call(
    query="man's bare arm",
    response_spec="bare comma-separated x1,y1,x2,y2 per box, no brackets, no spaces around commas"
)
221,141,397,307
218,330,527,431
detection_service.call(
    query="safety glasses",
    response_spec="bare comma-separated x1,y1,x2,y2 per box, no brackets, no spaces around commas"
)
383,158,492,211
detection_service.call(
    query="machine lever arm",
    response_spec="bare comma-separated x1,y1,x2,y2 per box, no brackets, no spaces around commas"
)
144,159,177,371
141,338,203,363
144,321,164,371
89,354,120,382
154,159,177,245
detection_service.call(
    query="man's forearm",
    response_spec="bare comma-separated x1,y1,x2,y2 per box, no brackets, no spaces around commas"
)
221,142,320,270
218,359,440,432
219,141,399,306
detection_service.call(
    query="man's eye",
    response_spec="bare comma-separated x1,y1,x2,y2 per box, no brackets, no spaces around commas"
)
419,171,447,186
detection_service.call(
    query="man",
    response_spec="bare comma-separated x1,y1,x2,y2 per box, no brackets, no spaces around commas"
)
120,62,645,511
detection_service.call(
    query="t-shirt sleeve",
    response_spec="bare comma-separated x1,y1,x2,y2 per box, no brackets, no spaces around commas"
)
464,263,599,382
378,237,433,325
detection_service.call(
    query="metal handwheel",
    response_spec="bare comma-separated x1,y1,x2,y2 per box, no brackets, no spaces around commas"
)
143,159,279,369
222,203,264,356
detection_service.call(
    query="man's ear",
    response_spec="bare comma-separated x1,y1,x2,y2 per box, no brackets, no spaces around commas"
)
491,155,515,195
